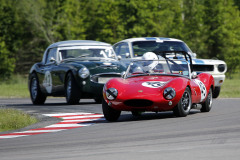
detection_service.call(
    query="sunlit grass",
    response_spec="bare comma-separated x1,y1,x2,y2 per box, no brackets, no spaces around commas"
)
219,72,240,98
0,74,29,98
0,107,38,132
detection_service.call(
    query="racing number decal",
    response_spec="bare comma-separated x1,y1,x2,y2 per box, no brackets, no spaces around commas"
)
142,81,166,88
43,71,52,93
194,79,207,102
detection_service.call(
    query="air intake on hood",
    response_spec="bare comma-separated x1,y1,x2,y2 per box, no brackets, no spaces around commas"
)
124,99,153,107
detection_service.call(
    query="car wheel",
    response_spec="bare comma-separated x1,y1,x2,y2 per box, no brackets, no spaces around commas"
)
30,73,46,105
173,87,192,117
201,88,213,112
65,73,81,105
94,98,102,104
102,99,121,122
213,86,220,98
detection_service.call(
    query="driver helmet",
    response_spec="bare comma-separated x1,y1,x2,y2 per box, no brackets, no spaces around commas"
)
142,52,158,72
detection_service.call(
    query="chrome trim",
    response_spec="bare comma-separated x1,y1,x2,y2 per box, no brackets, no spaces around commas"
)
90,72,121,84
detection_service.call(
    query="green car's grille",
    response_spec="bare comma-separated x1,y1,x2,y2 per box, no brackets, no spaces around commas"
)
90,73,121,84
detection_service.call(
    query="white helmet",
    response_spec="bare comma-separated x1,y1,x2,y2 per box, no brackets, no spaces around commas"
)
142,52,158,71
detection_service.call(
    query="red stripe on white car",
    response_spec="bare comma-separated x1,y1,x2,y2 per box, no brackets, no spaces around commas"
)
0,112,104,139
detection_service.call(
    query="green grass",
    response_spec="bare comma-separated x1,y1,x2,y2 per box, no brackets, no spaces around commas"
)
219,72,240,98
0,74,29,98
0,107,38,132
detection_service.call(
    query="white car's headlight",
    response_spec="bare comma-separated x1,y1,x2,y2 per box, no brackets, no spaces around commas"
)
78,67,90,79
218,64,226,72
106,88,118,100
163,87,176,100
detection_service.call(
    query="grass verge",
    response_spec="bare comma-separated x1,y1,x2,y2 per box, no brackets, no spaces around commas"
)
0,74,29,98
219,72,240,98
0,107,38,132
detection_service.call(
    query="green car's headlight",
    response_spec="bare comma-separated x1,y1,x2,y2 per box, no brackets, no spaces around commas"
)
78,67,90,79
163,87,176,100
106,88,118,100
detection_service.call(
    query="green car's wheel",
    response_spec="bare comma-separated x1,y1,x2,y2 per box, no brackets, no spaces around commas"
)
65,73,81,105
102,99,121,122
29,73,46,105
173,87,192,117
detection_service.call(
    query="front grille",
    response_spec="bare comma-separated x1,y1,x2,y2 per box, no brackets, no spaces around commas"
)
90,73,121,84
192,65,214,72
124,99,153,107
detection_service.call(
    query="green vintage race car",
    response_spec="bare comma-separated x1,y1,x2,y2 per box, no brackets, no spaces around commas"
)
28,40,126,105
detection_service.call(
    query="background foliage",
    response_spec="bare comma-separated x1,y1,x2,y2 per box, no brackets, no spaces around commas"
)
0,0,240,80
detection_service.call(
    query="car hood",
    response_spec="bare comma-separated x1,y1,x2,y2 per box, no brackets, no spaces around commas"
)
105,75,188,101
192,58,226,65
62,58,126,74
107,75,188,90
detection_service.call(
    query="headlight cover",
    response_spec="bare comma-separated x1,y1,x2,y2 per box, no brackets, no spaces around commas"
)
78,67,90,79
106,88,118,100
218,64,225,72
163,87,176,100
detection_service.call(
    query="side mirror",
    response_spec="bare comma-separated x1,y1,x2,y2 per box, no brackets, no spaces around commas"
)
121,71,126,78
126,53,130,58
117,55,122,60
192,53,197,58
191,72,198,79
50,57,56,63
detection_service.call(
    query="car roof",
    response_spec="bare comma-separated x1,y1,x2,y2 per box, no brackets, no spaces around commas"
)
48,40,111,49
115,37,183,44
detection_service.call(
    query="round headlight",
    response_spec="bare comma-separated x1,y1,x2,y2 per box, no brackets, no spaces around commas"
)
78,67,90,79
106,88,118,100
163,87,176,100
218,64,225,72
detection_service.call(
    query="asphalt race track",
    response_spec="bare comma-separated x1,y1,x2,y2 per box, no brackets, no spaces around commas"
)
0,98,240,160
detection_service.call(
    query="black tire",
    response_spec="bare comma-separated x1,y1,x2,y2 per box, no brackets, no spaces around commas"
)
201,88,213,112
102,99,121,122
94,98,102,104
173,87,192,117
29,73,46,105
213,86,220,98
65,73,81,105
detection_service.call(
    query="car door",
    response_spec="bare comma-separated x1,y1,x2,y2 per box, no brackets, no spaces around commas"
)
39,48,59,95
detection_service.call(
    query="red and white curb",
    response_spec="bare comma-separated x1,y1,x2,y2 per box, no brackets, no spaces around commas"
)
0,112,104,139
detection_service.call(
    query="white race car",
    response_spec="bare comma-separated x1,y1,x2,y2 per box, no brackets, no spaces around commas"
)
113,37,227,98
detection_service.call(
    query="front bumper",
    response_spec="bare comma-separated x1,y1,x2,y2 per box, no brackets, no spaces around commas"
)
213,74,225,87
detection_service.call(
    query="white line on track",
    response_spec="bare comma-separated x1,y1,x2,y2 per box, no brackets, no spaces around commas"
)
0,112,104,139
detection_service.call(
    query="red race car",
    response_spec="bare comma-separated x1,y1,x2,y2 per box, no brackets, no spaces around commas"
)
102,51,214,121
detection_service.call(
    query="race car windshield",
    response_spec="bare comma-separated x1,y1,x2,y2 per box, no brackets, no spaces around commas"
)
59,46,116,60
125,59,190,78
132,41,192,57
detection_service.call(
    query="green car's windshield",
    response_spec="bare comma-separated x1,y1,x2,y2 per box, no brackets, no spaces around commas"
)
125,59,190,78
132,41,192,57
59,46,116,60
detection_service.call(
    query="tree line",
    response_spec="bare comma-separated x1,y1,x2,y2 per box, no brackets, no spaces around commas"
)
0,0,240,80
